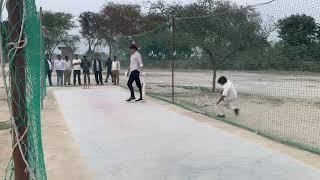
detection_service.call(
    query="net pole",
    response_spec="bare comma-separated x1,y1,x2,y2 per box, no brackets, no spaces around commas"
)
7,0,29,179
171,17,176,104
40,7,44,110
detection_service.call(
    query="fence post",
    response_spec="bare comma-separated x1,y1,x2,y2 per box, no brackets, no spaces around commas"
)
171,17,176,104
40,7,44,110
7,0,29,179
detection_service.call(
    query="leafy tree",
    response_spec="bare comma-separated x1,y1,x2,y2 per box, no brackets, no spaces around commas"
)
98,3,143,57
42,11,76,55
176,1,267,90
277,14,319,62
278,14,318,47
79,11,101,53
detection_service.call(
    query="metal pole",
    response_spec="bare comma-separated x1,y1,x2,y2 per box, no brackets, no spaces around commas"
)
171,17,176,104
7,0,29,179
40,7,44,110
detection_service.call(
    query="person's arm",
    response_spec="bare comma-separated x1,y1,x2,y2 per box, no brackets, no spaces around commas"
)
73,60,81,66
216,96,225,105
217,87,228,105
137,53,144,72
118,61,120,71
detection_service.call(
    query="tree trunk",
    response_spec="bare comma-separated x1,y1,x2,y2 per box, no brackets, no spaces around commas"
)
204,48,217,91
109,42,112,58
88,40,92,53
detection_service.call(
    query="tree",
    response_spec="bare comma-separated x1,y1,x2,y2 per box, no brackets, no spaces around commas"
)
277,14,319,62
61,34,81,54
176,1,267,90
42,11,76,54
79,11,101,53
278,14,318,47
98,3,143,57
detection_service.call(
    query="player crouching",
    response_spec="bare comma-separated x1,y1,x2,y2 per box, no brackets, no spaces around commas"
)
216,76,240,118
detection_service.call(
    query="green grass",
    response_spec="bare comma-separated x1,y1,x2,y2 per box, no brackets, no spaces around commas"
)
0,121,10,130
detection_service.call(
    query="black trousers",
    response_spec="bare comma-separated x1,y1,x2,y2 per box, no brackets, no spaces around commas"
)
127,70,142,98
105,71,112,82
47,70,52,86
73,70,81,85
94,71,103,85
83,71,90,85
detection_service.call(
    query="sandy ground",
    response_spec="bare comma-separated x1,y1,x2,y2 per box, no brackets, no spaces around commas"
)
0,69,93,179
118,69,320,150
0,70,11,179
54,87,320,180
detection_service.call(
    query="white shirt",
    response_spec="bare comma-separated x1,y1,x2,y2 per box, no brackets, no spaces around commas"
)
222,81,237,101
47,59,52,71
72,59,82,71
64,60,72,71
54,59,65,71
130,51,143,72
96,60,100,71
112,61,120,71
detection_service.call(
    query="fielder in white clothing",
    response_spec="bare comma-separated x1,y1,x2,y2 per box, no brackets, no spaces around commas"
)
216,76,240,118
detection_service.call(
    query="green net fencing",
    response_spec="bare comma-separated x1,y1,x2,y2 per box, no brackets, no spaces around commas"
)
117,0,320,154
0,0,47,179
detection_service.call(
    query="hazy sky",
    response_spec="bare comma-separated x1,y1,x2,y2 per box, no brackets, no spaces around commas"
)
36,0,320,53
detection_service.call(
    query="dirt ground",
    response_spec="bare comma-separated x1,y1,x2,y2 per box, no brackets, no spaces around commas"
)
0,72,93,179
0,83,11,179
41,89,93,179
120,69,320,150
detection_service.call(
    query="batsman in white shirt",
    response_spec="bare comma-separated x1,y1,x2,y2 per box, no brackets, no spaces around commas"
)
216,76,240,118
126,44,144,102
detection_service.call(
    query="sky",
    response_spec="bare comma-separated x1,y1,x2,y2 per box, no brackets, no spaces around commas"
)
36,0,320,53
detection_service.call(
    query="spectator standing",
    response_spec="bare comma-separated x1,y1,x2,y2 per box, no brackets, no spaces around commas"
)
104,57,112,83
54,55,65,86
73,54,82,86
45,53,53,86
64,56,72,86
81,56,91,85
93,54,104,85
111,56,120,85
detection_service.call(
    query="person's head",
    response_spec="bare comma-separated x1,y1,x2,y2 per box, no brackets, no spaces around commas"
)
46,53,50,59
75,54,79,59
113,56,117,61
218,76,228,85
129,44,138,54
108,57,111,62
65,56,69,61
83,56,87,60
95,53,100,59
57,55,61,60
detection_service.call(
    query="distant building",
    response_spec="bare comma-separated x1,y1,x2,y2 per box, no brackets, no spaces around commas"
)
58,47,73,59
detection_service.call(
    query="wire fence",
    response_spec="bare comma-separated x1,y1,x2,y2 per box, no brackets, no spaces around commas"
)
0,0,47,179
117,0,320,154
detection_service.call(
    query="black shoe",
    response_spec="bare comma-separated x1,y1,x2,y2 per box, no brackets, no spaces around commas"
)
126,97,135,102
135,98,143,102
234,108,240,116
216,114,225,118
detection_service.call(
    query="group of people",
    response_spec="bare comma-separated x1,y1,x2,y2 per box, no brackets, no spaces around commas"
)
45,54,121,87
45,44,145,102
46,43,239,116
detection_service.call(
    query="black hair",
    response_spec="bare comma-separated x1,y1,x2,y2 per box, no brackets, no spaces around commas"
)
218,76,227,85
129,44,138,50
